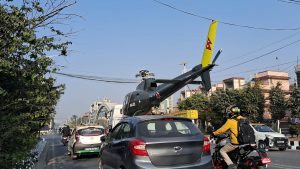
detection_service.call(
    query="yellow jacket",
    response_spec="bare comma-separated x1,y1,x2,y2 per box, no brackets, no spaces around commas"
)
213,116,243,145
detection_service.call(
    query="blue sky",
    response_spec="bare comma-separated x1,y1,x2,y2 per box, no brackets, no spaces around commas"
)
53,0,300,123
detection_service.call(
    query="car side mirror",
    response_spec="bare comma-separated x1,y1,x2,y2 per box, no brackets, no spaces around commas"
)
100,135,106,142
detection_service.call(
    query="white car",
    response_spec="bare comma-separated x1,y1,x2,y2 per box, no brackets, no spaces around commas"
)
68,125,105,159
251,124,288,151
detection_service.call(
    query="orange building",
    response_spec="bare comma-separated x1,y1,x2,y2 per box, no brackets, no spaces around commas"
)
252,71,290,119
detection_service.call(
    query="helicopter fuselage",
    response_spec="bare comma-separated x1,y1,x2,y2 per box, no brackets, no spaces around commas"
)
122,64,214,116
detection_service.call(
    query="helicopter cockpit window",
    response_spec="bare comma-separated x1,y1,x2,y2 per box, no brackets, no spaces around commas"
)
123,95,128,110
151,82,157,88
123,95,129,106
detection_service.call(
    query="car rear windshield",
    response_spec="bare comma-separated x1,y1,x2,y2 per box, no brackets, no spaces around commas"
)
253,125,274,132
137,118,201,138
78,127,104,136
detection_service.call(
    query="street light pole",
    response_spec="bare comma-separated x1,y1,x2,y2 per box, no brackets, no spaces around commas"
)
181,62,188,98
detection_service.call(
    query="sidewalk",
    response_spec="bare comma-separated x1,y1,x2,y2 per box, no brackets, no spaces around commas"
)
33,138,48,169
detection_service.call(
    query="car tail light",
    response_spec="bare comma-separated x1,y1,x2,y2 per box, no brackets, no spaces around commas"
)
261,158,272,164
130,139,148,156
203,136,210,152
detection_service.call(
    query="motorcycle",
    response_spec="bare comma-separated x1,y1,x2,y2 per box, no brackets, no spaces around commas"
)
61,136,69,146
211,134,271,169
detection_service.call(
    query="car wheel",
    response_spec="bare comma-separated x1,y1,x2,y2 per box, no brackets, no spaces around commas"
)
279,148,286,151
98,158,104,169
258,141,266,149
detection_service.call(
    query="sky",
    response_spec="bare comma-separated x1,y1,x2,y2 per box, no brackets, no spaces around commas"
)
52,0,300,123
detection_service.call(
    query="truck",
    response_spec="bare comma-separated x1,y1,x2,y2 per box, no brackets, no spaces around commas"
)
107,104,124,129
167,110,198,120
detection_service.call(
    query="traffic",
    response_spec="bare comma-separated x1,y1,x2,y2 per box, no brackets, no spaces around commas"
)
51,109,299,169
2,1,300,169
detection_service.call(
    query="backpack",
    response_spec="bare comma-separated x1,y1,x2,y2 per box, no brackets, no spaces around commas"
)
236,118,256,144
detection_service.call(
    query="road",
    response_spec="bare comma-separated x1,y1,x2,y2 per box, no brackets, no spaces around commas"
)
42,134,98,169
268,149,300,169
41,134,300,169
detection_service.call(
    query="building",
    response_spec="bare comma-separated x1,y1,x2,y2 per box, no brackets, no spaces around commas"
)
211,83,224,92
295,65,300,87
223,77,245,90
178,77,245,100
158,96,173,114
89,98,118,124
252,70,290,119
179,88,203,101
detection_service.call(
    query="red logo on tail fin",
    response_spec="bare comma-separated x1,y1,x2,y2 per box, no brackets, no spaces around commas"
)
206,38,212,50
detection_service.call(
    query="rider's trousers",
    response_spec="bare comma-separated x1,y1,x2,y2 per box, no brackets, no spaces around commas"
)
220,143,238,165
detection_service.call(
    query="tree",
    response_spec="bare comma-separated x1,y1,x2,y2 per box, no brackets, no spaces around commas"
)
0,0,75,168
288,87,300,117
239,82,265,122
209,89,241,128
178,94,210,129
69,115,78,128
269,83,287,122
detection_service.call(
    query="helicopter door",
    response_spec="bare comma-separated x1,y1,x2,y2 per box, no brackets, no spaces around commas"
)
122,93,131,113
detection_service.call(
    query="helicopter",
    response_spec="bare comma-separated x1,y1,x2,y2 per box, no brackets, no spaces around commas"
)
122,20,221,117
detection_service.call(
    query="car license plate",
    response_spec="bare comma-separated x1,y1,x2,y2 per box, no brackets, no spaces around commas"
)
85,147,98,151
277,141,284,143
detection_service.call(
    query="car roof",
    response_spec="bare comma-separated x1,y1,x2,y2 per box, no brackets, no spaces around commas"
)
251,123,266,126
120,115,192,124
75,125,104,130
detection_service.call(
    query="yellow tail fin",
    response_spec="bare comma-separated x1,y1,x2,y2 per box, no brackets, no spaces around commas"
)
201,20,218,67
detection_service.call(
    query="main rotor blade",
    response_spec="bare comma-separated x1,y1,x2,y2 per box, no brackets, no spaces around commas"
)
154,79,181,83
154,79,203,85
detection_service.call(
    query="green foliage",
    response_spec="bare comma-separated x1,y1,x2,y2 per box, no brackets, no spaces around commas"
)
178,84,265,129
289,125,300,137
68,115,78,128
0,0,75,168
178,93,209,111
178,94,210,127
269,83,287,122
288,87,300,117
239,82,265,122
209,89,240,128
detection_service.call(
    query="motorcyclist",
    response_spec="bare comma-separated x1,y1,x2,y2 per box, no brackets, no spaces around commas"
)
211,105,243,169
62,124,71,137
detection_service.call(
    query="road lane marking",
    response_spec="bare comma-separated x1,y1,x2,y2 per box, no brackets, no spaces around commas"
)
271,163,300,169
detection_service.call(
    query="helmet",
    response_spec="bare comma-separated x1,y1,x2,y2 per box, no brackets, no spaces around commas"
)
225,105,240,118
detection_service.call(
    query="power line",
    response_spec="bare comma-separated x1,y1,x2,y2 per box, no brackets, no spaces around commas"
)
54,72,140,84
214,60,297,77
278,0,300,5
152,0,300,31
222,31,300,64
215,39,300,72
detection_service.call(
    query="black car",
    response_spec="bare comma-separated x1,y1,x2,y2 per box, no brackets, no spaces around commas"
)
99,115,213,169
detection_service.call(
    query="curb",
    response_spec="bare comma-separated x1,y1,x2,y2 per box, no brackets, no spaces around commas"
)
33,139,48,169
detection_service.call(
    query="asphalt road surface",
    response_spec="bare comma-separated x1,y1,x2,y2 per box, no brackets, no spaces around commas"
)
268,149,300,169
42,134,300,169
43,134,98,169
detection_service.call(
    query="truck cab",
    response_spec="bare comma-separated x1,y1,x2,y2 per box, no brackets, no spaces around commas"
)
108,104,124,129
